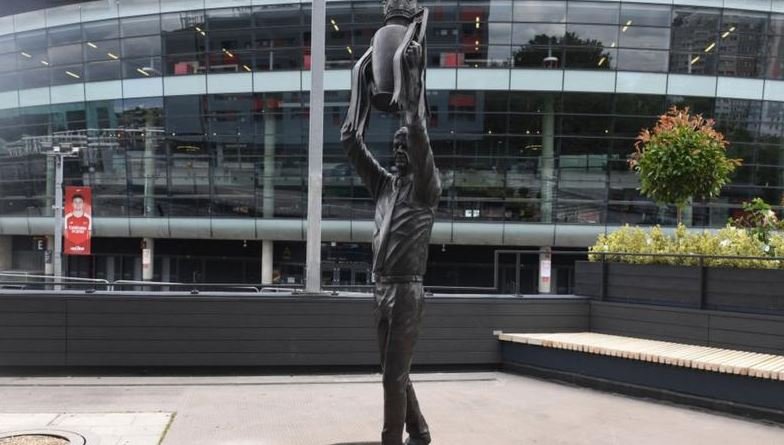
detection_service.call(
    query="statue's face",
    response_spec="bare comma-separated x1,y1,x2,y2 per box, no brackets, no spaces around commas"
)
393,131,409,172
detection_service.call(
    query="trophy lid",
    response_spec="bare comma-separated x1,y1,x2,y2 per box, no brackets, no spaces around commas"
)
384,0,419,22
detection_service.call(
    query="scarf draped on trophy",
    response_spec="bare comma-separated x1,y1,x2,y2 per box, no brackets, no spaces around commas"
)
343,0,429,141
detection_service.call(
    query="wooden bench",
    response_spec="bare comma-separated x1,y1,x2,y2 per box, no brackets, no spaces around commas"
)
499,332,784,381
498,331,784,422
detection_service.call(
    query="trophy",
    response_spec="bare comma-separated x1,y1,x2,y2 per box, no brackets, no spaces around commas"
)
344,0,429,138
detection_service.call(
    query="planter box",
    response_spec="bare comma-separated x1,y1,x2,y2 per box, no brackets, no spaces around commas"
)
574,261,784,315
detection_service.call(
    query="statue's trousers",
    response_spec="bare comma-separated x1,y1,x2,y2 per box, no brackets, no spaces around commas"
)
375,279,431,445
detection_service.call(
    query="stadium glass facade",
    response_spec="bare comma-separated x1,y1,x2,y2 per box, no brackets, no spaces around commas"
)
1,0,784,291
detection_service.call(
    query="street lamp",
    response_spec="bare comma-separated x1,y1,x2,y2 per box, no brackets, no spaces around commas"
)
47,144,80,290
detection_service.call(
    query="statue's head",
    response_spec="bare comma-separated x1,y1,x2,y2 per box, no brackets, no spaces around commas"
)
392,126,409,173
384,0,418,21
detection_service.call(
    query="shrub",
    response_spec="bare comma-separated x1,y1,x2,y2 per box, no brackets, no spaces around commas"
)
588,224,778,269
729,197,784,247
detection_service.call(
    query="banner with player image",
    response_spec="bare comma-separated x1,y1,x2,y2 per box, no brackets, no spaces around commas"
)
64,186,92,255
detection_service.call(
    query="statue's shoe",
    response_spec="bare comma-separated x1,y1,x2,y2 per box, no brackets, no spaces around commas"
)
404,437,431,445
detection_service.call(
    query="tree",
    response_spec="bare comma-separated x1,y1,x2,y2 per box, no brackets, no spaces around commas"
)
513,32,612,69
629,106,742,223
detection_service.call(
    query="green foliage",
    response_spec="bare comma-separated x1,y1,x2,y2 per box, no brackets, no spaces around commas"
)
729,197,784,247
589,224,779,269
629,107,741,215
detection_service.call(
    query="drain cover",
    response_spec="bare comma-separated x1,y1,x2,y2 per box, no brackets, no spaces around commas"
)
0,430,86,445
0,434,69,445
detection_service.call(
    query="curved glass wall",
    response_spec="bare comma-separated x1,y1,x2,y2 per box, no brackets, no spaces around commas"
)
0,0,784,230
2,89,783,227
1,0,784,93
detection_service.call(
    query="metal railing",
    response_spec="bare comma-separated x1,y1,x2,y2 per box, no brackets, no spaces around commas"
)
0,249,589,296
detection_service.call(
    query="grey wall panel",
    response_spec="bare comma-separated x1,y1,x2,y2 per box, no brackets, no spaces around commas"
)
0,295,66,366
590,301,784,355
0,292,589,368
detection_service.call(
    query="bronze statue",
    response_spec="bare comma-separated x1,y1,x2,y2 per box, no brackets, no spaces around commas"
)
341,1,438,444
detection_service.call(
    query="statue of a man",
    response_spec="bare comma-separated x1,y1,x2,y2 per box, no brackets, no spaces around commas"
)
341,2,439,444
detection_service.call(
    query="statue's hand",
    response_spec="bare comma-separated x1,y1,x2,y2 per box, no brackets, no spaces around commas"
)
404,41,424,122
405,41,423,68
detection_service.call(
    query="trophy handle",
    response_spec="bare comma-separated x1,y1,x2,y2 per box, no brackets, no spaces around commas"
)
390,7,429,115
343,45,375,140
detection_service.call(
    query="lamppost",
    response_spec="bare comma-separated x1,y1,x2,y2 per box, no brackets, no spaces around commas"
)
48,144,80,290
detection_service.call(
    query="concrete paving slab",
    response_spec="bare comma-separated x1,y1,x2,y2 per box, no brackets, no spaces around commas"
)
0,412,172,445
0,372,781,445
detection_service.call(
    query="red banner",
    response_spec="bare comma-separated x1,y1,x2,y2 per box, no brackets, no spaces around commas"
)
64,186,92,255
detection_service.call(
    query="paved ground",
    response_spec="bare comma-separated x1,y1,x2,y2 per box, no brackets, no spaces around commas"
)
0,372,781,445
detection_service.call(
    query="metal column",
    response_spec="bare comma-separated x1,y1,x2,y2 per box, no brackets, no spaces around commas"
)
305,0,326,294
53,155,64,290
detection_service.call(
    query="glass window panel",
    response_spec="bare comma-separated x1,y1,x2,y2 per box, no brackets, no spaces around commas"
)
83,19,120,41
164,53,207,75
718,55,764,78
85,60,121,81
564,47,615,69
618,49,668,72
567,24,619,48
0,72,17,92
161,11,206,33
48,24,82,46
18,47,46,69
0,53,16,72
163,30,207,54
50,65,83,85
512,23,565,46
13,9,46,30
666,95,716,116
459,0,513,23
513,1,566,23
771,14,784,35
766,57,784,79
567,1,619,25
723,10,767,34
207,7,252,29
254,27,303,49
615,94,665,116
326,25,351,46
209,29,253,53
123,57,163,78
563,93,612,114
84,39,121,62
669,51,717,75
620,26,670,50
48,43,82,66
513,45,563,68
253,4,302,28
671,8,720,53
720,33,766,59
123,35,162,58
487,23,512,46
16,30,47,50
121,15,161,37
207,49,252,72
766,34,784,59
352,1,385,23
428,22,458,45
620,4,670,28
19,68,49,89
0,35,15,54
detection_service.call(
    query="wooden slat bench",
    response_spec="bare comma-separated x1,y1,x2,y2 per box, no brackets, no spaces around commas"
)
499,332,784,381
498,331,784,422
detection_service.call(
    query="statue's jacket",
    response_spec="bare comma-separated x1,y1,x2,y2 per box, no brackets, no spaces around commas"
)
342,121,441,278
